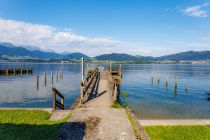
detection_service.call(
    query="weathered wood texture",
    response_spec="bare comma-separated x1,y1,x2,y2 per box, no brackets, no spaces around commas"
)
52,87,65,110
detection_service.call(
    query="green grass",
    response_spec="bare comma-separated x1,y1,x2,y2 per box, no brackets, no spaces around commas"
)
145,125,210,140
111,102,123,108
0,110,68,140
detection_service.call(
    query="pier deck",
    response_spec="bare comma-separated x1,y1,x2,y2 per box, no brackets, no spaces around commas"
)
57,72,137,140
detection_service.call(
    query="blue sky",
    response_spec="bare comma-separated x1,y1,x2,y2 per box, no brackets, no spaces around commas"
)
0,0,209,56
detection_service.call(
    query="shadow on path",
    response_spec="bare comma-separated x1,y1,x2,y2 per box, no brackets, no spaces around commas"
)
84,72,106,103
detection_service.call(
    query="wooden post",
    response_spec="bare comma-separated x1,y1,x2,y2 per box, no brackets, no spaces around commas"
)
60,70,63,79
166,74,168,89
114,83,117,101
6,68,8,76
151,72,154,85
118,64,122,77
185,84,188,93
56,70,58,83
80,81,84,105
36,75,39,90
27,69,29,75
109,62,112,74
174,75,177,96
81,57,84,81
51,72,53,85
174,75,177,88
52,89,56,110
14,69,16,76
21,68,23,76
158,73,160,86
44,72,47,87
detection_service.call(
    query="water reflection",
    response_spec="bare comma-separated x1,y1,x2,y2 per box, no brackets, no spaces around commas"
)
121,64,210,119
0,63,82,108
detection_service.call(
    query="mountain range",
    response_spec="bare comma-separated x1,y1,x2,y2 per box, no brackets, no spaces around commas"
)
0,43,210,62
0,43,89,60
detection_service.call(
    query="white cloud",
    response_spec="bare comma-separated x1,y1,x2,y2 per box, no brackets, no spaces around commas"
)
182,3,208,17
0,18,127,56
0,18,209,57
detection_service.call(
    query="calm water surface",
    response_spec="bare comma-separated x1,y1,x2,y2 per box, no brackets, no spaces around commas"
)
0,63,210,119
121,64,210,119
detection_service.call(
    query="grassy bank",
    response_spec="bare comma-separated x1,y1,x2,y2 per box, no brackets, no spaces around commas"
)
145,125,210,140
0,110,68,140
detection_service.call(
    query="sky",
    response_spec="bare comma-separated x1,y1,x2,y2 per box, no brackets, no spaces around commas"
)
0,0,210,57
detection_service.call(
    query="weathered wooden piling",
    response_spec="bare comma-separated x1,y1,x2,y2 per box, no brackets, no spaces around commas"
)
118,64,122,77
36,75,39,90
109,61,112,74
80,81,84,105
51,72,53,85
151,72,154,85
174,75,177,96
21,68,23,76
56,70,58,83
44,72,47,87
158,73,160,86
174,75,177,88
166,74,168,89
114,83,118,101
185,84,188,93
6,68,8,76
14,69,16,76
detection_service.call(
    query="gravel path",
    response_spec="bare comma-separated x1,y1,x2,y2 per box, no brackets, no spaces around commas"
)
57,72,137,140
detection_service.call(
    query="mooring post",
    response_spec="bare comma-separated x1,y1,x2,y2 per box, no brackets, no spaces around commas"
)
36,74,39,90
21,68,23,76
52,89,56,110
158,73,160,86
174,75,177,88
26,69,29,75
56,70,58,83
51,72,53,85
118,64,122,77
166,74,168,88
109,62,112,74
81,57,84,81
151,71,154,85
6,68,8,76
60,69,63,80
14,69,16,76
185,84,188,93
44,72,47,87
114,83,117,101
80,57,85,105
80,81,84,105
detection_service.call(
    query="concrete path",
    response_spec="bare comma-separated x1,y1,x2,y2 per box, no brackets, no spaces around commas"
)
139,119,210,126
57,72,137,140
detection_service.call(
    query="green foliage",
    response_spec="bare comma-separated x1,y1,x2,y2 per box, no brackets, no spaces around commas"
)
0,110,68,140
145,125,210,140
122,92,128,97
125,110,141,139
111,102,123,108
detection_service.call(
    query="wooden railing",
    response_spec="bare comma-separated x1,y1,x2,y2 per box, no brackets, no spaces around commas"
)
80,68,99,104
52,87,64,110
108,71,120,102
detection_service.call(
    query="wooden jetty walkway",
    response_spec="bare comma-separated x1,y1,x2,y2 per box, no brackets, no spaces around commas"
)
51,62,149,140
0,68,33,75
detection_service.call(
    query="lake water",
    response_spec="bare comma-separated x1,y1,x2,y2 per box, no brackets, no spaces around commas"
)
0,63,210,119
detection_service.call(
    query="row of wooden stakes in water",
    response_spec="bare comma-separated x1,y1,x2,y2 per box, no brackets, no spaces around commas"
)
151,73,189,93
0,68,33,76
36,70,63,90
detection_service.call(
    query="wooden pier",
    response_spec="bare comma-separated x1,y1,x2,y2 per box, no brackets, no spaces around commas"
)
0,68,33,75
51,61,148,140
